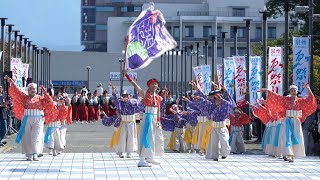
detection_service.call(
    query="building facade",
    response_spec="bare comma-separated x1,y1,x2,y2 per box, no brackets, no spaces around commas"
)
81,0,204,52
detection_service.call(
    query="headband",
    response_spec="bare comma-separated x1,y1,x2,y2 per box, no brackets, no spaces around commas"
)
27,83,37,91
147,79,158,87
289,85,298,90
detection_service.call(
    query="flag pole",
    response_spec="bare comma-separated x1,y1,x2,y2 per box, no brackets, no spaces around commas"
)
120,36,129,97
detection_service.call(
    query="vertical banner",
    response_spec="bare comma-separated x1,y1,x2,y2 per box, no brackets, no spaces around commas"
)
193,66,205,93
249,56,262,105
10,58,23,89
268,47,283,95
233,56,246,102
201,65,211,95
217,64,223,85
293,37,310,96
22,63,29,87
223,58,235,98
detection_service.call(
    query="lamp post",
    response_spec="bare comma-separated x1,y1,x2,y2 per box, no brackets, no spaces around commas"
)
308,0,314,90
171,49,174,93
284,0,289,91
233,26,238,56
204,40,208,65
259,7,268,90
211,35,216,82
12,30,19,58
167,51,170,90
180,49,183,98
48,52,51,87
23,38,28,63
164,52,166,87
175,50,179,98
184,46,187,96
221,32,227,59
32,45,36,81
196,42,200,66
160,55,163,87
244,18,252,140
119,58,124,96
0,18,7,88
18,34,24,58
43,48,47,87
6,24,14,71
36,48,39,86
86,65,91,92
40,49,44,87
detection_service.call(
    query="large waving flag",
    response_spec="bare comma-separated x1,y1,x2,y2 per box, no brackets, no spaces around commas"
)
125,5,177,71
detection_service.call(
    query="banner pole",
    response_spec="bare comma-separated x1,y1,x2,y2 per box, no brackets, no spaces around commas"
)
120,36,129,97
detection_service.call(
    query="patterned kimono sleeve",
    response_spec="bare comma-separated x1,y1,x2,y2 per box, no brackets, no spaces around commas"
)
9,82,28,120
192,97,213,115
112,94,122,114
176,113,187,127
298,91,318,123
160,99,166,115
240,113,250,125
266,91,286,114
185,109,199,127
194,89,206,98
161,114,175,132
252,105,269,125
41,90,59,124
102,115,118,127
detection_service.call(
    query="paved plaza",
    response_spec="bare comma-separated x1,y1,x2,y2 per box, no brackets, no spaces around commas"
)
0,152,320,180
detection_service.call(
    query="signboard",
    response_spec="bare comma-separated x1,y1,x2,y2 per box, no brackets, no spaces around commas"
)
110,72,137,81
52,81,86,87
268,47,283,95
233,56,246,102
249,56,262,105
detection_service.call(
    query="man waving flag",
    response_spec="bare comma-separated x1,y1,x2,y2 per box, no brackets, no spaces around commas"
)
125,3,177,71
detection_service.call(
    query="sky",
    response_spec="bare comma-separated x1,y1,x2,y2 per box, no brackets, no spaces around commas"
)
0,0,83,51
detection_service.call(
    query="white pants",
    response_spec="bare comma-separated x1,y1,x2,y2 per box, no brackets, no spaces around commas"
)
230,126,245,153
206,126,230,160
266,122,276,156
46,121,64,151
21,117,44,157
60,124,67,148
173,128,187,152
138,112,164,159
117,121,138,153
274,121,284,157
281,117,305,157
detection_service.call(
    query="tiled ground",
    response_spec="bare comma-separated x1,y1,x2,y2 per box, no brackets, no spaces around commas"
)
0,153,320,180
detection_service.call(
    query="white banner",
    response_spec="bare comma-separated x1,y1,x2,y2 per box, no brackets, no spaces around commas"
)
233,56,246,102
223,58,235,98
193,66,205,94
217,64,223,85
10,58,23,89
108,86,135,95
22,63,29,87
268,47,283,95
201,65,211,95
110,72,137,81
293,37,310,96
249,56,262,105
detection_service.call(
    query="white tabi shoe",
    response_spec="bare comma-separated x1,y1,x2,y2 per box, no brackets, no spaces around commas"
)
146,158,160,165
26,155,32,161
81,121,84,124
126,152,132,158
138,160,152,167
119,152,124,158
49,149,53,155
33,154,39,161
53,150,57,156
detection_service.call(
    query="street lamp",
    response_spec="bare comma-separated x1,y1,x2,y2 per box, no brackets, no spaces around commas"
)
211,35,216,83
6,24,14,71
175,50,179,98
284,0,290,91
204,40,208,65
118,58,124,96
163,52,166,87
18,34,24,58
12,30,19,58
0,18,7,88
32,45,36,81
180,49,184,98
160,55,163,87
86,66,91,91
171,49,174,93
233,26,238,56
184,46,188,96
259,6,268,90
23,38,28,63
196,42,200,66
221,32,227,59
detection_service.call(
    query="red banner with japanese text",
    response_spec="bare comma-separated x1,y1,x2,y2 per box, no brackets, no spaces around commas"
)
268,47,283,95
233,56,246,102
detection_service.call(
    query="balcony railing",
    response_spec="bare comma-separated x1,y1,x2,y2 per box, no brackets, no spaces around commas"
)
178,9,261,17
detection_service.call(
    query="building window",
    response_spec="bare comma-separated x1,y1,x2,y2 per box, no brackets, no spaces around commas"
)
217,47,222,57
96,25,108,30
256,27,262,40
134,6,142,12
230,47,247,56
268,27,276,39
184,26,194,37
217,26,222,38
96,6,114,12
112,0,125,2
203,26,212,38
173,26,180,38
121,6,128,12
232,8,245,17
82,25,95,41
167,26,172,34
82,0,95,6
203,46,212,57
237,27,246,38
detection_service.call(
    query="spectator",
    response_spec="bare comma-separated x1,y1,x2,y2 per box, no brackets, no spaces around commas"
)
81,86,88,96
47,83,54,97
0,86,8,147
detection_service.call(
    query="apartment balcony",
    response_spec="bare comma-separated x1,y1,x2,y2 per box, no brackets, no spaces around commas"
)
177,9,261,17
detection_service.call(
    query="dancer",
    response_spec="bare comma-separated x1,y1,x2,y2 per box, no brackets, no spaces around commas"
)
6,76,58,161
228,107,250,154
59,93,72,154
100,90,110,116
258,84,317,162
192,84,233,161
111,86,144,158
124,72,164,167
77,90,88,124
71,90,79,122
87,93,95,123
93,90,100,122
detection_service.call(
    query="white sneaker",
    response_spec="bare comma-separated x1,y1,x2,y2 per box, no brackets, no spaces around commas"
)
53,150,57,156
33,154,39,161
146,158,160,165
127,152,132,158
81,121,84,124
138,160,152,167
49,149,53,155
26,156,32,161
119,152,124,158
85,121,88,124
75,121,79,124
199,152,205,156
